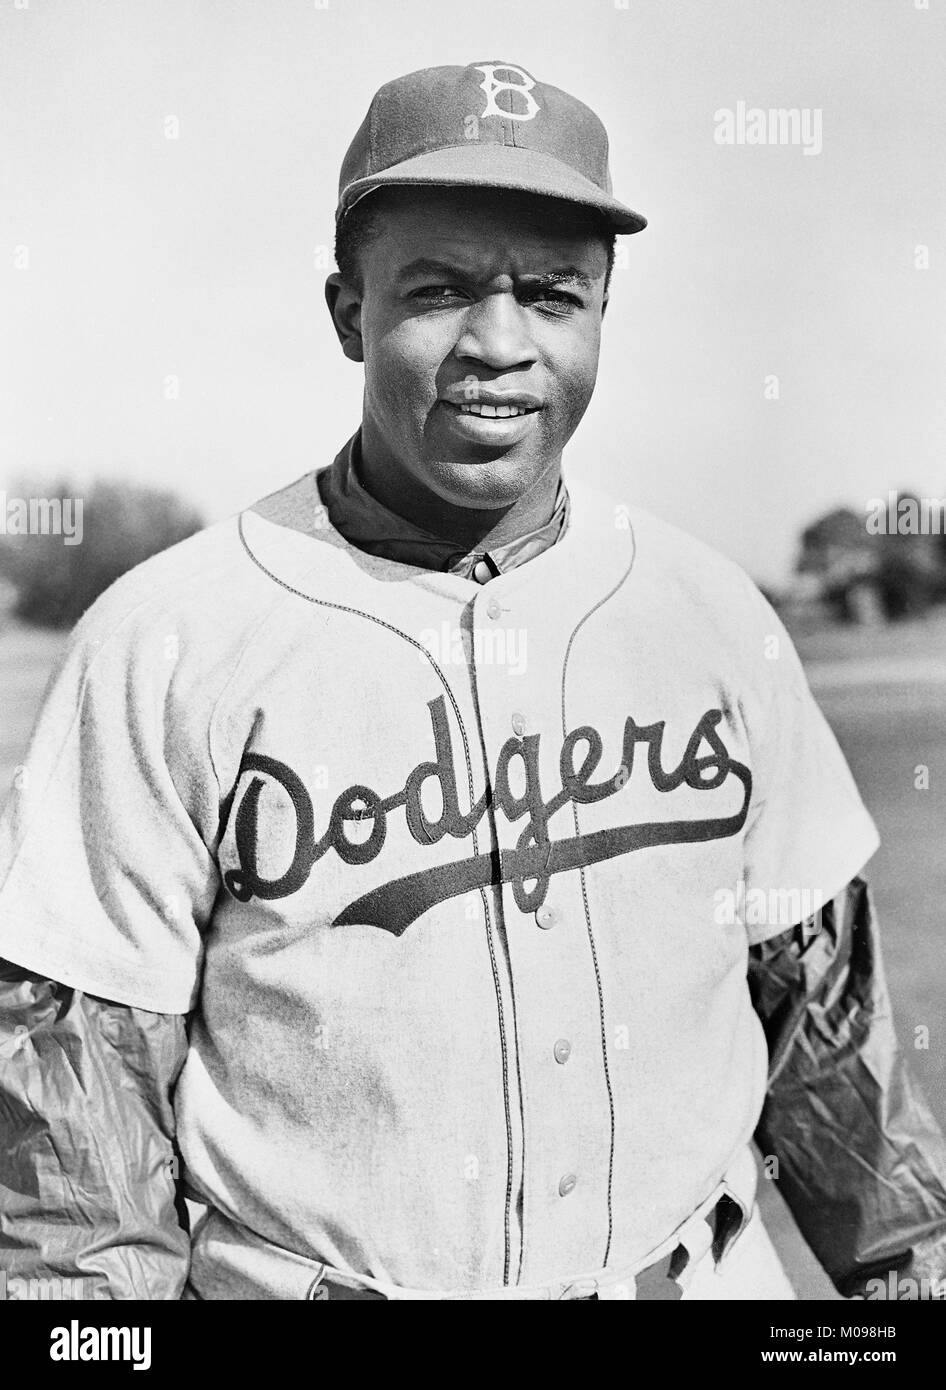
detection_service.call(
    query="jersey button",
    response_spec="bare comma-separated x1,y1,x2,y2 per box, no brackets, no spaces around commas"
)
553,1039,572,1065
511,711,527,737
486,598,502,620
535,906,556,929
559,1173,578,1198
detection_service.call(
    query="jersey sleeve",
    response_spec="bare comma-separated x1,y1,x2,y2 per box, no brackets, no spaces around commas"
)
740,599,880,947
0,595,222,1013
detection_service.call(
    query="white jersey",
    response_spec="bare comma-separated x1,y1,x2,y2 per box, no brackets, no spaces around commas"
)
0,459,879,1294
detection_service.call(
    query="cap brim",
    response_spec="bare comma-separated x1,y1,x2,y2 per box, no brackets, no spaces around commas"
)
337,142,646,234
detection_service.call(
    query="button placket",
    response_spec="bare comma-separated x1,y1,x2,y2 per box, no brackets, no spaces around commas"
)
468,599,610,1280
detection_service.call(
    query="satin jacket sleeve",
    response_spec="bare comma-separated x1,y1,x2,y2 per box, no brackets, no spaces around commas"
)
0,957,190,1299
749,876,946,1299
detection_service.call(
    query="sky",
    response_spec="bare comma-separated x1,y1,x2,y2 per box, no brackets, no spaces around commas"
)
2,0,944,586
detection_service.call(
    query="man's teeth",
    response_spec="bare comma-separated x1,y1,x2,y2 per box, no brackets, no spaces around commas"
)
459,403,530,417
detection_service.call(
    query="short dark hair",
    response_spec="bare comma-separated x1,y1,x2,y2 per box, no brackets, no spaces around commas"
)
334,192,617,297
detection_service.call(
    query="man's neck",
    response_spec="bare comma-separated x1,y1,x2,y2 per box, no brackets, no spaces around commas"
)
356,427,563,552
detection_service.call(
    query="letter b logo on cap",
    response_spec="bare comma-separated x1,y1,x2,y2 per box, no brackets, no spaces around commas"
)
474,64,540,122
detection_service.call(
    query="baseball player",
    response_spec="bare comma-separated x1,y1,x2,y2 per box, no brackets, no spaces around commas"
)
2,60,946,1302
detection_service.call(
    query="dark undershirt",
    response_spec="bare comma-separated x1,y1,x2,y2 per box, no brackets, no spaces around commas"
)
316,429,570,583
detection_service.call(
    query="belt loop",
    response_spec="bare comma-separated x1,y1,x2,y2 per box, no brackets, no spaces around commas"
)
669,1214,715,1292
558,1279,600,1300
712,1192,750,1269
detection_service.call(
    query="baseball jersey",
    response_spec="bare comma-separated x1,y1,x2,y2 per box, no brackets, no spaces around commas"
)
0,439,879,1293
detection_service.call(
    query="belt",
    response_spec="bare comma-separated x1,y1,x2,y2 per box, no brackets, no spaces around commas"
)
187,1146,757,1302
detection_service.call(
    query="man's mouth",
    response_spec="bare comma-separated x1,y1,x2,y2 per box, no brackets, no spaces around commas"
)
436,393,543,442
439,385,544,420
455,402,535,418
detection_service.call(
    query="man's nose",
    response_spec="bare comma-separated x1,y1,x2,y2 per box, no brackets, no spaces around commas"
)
453,293,538,372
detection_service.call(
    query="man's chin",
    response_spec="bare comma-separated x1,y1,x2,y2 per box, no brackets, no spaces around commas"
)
416,452,550,512
417,411,558,507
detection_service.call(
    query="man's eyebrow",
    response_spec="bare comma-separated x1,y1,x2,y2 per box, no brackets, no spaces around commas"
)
397,258,469,283
521,269,594,291
396,259,595,289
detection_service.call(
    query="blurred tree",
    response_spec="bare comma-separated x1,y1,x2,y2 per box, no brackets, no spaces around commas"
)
796,507,878,622
0,479,204,628
796,494,946,623
876,492,945,621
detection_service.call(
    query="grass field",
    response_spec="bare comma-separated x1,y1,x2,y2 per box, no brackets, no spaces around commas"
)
1,607,944,1299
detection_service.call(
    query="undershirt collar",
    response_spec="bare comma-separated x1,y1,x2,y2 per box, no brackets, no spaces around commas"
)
316,430,570,584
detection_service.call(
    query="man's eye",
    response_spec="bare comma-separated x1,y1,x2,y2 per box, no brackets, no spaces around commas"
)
408,286,583,310
522,289,582,311
411,286,465,301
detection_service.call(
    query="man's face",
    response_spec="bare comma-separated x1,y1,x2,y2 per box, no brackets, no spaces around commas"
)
327,186,610,512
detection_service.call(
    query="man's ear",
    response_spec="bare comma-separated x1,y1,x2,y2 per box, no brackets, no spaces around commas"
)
324,272,364,363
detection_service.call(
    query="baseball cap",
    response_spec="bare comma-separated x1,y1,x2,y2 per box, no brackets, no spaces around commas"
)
335,60,647,235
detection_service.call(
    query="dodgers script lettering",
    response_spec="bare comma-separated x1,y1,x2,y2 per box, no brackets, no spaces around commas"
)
223,697,752,934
